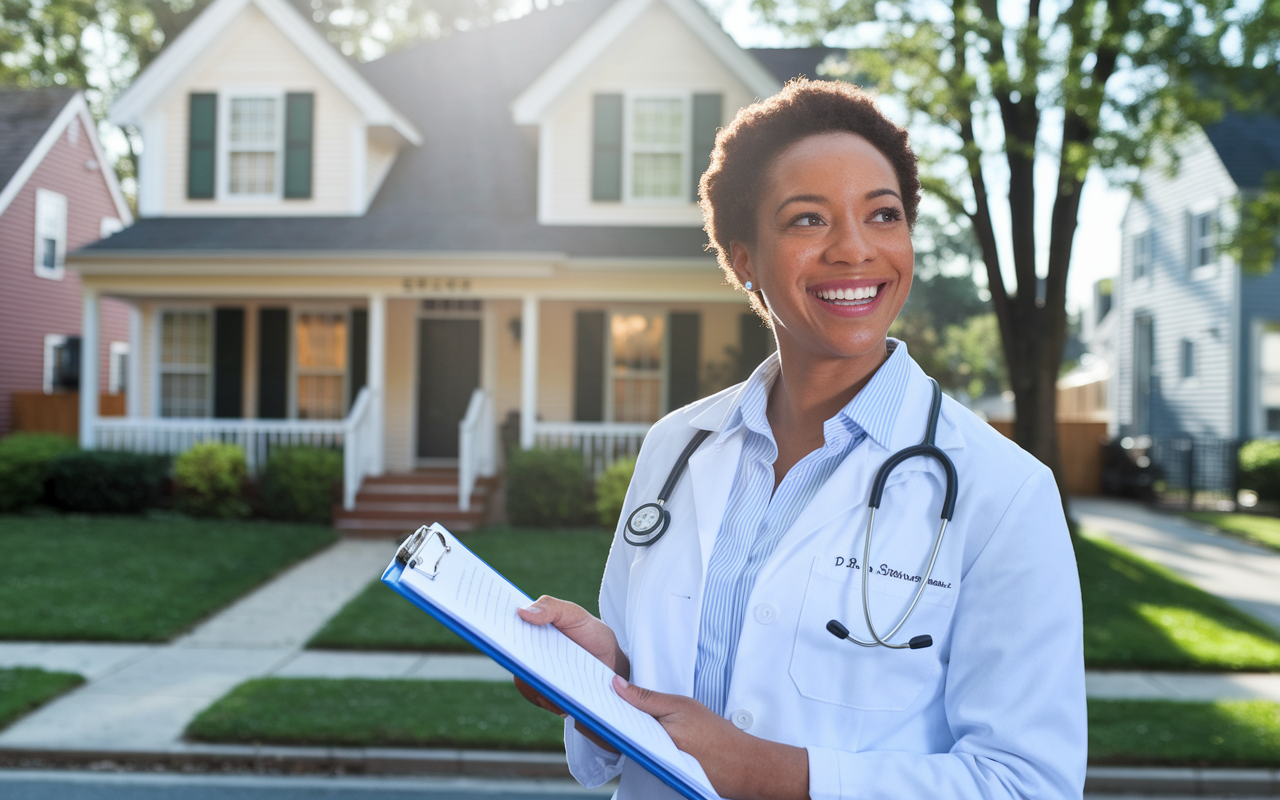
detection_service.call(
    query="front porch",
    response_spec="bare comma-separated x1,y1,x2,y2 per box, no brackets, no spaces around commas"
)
73,270,761,527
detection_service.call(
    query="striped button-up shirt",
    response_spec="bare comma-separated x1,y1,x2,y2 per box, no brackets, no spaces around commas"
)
691,339,912,716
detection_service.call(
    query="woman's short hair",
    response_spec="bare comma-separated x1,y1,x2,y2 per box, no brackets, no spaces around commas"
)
698,79,920,310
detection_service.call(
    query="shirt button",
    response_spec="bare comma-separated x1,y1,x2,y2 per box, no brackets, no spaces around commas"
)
730,709,754,730
754,603,778,624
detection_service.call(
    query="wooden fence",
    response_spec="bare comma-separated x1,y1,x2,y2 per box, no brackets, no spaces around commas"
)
987,420,1108,496
11,392,125,439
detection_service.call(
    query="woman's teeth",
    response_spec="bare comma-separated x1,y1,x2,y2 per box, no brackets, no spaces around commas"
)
815,285,879,304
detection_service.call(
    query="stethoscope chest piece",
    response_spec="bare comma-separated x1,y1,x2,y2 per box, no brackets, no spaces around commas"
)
625,502,670,546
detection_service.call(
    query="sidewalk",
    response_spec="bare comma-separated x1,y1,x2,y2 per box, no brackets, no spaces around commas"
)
1072,497,1280,631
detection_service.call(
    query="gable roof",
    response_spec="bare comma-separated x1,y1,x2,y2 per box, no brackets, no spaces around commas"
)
0,89,133,223
1204,112,1280,190
108,0,421,145
510,0,781,125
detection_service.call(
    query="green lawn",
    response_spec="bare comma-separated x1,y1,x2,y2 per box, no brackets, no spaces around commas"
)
309,526,612,651
1185,511,1280,552
1090,699,1280,766
0,668,83,730
1078,531,1280,670
0,514,336,641
186,678,563,750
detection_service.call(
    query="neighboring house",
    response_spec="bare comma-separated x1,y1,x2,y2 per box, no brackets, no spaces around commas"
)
1057,279,1114,426
1114,112,1280,441
72,0,832,529
0,89,134,435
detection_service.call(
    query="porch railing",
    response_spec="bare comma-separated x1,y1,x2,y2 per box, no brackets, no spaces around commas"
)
458,388,496,511
93,387,381,511
534,421,651,478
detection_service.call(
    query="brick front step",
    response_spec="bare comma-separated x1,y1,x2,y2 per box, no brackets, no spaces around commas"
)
334,469,495,537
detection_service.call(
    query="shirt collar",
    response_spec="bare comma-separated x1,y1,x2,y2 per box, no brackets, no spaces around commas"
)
712,338,912,451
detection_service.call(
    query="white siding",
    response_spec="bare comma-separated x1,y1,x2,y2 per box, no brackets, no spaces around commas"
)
539,1,758,227
1114,128,1238,438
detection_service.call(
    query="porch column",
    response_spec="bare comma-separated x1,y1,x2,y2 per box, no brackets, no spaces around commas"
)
127,304,142,418
520,294,539,450
79,288,99,448
367,292,386,475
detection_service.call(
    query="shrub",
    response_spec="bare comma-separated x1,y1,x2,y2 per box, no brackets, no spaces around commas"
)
0,433,76,512
260,446,343,523
595,455,637,528
174,442,248,518
47,451,170,513
506,448,591,527
1240,440,1280,502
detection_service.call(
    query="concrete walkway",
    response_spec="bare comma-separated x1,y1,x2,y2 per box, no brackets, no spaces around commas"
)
5,500,1280,754
1072,497,1280,631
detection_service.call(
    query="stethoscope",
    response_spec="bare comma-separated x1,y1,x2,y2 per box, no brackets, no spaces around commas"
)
624,378,958,651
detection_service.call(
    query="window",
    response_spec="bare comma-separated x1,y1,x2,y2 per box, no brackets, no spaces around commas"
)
1133,230,1152,279
627,97,686,202
159,311,211,417
227,97,279,196
295,311,347,420
1190,211,1215,271
1262,325,1280,433
34,189,67,280
1181,338,1195,380
43,334,79,393
609,312,665,422
109,342,130,395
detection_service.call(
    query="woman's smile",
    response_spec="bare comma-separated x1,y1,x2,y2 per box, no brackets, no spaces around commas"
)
808,279,888,316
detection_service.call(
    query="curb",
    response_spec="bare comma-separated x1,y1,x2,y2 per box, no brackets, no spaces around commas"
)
1086,766,1280,795
0,743,571,779
4,746,1280,794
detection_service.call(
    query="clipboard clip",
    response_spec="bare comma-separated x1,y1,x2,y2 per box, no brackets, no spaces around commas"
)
395,525,451,579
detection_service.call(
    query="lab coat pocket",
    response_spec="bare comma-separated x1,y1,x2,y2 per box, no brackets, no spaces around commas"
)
789,556,947,712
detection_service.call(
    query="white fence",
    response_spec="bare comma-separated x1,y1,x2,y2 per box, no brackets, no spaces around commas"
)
533,422,651,478
93,388,381,510
458,388,496,511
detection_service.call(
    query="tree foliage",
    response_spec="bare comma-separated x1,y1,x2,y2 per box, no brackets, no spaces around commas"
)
1226,172,1280,276
756,0,1280,493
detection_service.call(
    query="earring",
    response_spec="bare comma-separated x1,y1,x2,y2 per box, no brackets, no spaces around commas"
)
744,281,753,291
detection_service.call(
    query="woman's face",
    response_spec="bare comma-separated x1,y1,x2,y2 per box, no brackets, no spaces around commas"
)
732,131,914,364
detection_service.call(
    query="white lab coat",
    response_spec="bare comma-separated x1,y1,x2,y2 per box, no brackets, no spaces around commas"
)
565,352,1087,800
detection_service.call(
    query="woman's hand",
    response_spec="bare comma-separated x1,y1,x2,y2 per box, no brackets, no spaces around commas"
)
513,595,631,751
611,676,809,800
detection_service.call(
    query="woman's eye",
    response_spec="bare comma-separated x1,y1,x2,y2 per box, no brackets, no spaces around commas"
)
793,213,824,227
873,207,903,223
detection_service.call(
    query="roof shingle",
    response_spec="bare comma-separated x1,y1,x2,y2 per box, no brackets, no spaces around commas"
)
0,87,77,197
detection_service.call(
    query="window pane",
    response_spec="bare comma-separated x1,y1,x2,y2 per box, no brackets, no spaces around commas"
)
296,313,347,370
230,98,277,147
297,375,344,420
612,313,663,422
632,98,683,147
1261,329,1280,410
161,312,210,366
43,238,57,269
161,373,208,418
632,153,682,199
229,152,276,195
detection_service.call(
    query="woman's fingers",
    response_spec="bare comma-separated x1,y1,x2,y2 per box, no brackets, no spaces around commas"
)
516,595,629,677
611,675,686,720
512,676,566,717
516,595,592,630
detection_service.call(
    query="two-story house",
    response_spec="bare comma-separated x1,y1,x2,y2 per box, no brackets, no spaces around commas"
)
70,0,831,530
0,88,134,435
1114,112,1280,446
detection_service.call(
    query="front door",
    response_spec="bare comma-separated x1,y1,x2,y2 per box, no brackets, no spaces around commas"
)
416,318,481,459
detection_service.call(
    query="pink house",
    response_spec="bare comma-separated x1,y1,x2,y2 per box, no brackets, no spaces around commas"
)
0,88,134,435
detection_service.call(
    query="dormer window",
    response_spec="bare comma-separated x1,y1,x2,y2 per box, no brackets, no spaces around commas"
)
227,96,280,197
628,96,687,202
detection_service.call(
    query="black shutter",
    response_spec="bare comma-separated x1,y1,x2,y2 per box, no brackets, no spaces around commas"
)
213,308,244,418
738,313,771,383
668,312,701,410
690,93,722,201
574,311,606,421
592,94,623,202
258,308,289,419
284,93,314,199
188,93,216,199
349,308,368,409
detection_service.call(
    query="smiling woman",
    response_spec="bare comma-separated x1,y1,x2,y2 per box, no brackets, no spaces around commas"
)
514,79,1086,800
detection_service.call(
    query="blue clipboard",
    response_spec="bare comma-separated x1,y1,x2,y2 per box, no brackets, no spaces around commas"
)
381,525,716,800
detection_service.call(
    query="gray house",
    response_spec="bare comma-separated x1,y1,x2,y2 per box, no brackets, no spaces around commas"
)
1114,113,1280,443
